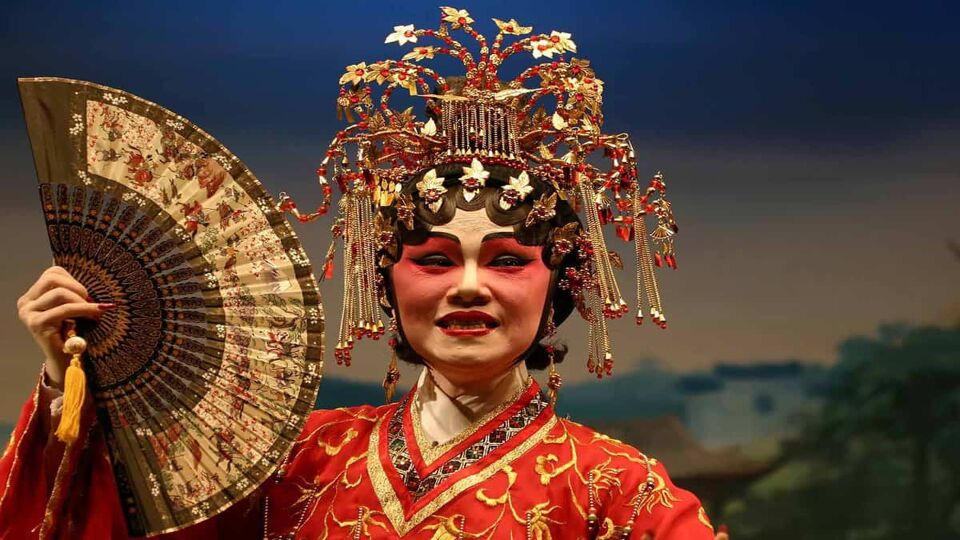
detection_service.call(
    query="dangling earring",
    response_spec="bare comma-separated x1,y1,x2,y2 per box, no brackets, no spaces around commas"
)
543,307,562,407
546,345,561,408
383,317,401,402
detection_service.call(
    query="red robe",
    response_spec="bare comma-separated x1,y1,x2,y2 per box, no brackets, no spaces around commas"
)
0,375,716,539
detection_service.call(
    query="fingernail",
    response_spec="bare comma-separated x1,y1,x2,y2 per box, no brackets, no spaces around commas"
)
86,295,93,302
98,303,116,310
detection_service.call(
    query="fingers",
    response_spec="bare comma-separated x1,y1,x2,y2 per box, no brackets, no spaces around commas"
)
18,266,88,309
22,287,87,314
26,302,112,334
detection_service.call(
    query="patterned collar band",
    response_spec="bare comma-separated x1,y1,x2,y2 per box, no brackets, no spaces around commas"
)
276,6,680,379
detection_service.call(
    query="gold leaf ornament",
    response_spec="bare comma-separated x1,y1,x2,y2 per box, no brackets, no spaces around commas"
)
525,192,557,226
421,118,437,136
551,112,568,130
402,46,437,62
385,24,418,46
499,170,534,210
416,169,447,212
492,17,532,35
339,62,368,86
440,6,474,28
458,157,489,202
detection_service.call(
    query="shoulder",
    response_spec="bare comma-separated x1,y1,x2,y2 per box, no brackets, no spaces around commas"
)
277,403,395,483
298,403,395,442
557,417,651,464
556,418,717,538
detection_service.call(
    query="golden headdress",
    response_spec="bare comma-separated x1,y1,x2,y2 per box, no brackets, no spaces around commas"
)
278,6,679,380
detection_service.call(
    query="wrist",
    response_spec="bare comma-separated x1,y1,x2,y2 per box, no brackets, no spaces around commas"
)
42,359,65,391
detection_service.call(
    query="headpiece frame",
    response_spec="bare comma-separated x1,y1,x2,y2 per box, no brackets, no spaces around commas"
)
278,6,679,379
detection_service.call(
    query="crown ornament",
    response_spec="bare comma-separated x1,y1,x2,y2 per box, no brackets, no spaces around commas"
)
277,6,679,377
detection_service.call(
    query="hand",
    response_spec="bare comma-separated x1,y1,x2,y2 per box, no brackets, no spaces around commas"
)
16,266,113,389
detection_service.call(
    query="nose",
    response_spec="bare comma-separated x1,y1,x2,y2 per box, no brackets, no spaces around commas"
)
450,260,490,306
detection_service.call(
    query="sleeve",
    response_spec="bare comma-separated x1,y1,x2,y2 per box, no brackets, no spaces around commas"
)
0,369,264,539
600,456,716,540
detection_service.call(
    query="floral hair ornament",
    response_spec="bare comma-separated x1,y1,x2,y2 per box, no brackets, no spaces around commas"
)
276,6,680,377
415,168,447,212
499,171,533,210
459,157,489,201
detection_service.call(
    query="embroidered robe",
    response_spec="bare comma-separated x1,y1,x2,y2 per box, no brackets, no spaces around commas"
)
0,377,716,539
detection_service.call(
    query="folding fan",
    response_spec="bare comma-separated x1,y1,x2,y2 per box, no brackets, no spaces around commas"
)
18,77,323,536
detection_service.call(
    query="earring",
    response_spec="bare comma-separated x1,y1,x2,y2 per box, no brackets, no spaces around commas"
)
546,345,561,408
383,317,401,402
544,307,562,408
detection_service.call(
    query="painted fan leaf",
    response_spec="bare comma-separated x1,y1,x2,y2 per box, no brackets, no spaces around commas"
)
18,78,324,536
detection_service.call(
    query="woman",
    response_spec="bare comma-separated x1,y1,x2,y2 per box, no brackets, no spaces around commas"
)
1,7,723,539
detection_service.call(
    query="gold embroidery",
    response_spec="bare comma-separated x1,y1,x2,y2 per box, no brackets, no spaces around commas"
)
425,512,502,540
369,413,558,535
542,424,568,445
475,466,517,506
566,474,587,519
590,460,625,498
317,427,358,456
331,505,389,538
334,406,381,422
341,454,365,488
597,518,618,540
535,454,575,486
294,413,374,463
514,501,563,540
597,446,650,465
591,432,624,445
632,469,679,514
698,506,713,529
425,515,468,540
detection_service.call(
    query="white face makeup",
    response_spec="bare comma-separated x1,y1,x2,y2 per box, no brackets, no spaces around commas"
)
390,209,552,385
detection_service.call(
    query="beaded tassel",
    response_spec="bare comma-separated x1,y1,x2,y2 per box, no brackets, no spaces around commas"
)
633,183,664,328
586,469,599,533
334,190,385,366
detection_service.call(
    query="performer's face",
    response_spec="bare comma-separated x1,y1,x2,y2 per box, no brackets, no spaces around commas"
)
391,209,551,381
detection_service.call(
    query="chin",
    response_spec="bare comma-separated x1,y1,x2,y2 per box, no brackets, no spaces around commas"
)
425,340,513,368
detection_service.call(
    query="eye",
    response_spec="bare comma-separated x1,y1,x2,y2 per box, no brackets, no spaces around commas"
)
413,254,454,267
488,254,532,268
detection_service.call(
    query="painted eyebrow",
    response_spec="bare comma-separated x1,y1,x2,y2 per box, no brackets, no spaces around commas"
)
424,232,516,244
425,232,460,244
481,232,516,243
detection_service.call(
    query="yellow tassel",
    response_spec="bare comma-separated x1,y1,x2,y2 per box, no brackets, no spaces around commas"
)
54,328,87,444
